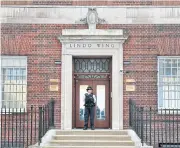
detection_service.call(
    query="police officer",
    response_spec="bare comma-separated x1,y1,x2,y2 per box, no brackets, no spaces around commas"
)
83,86,96,130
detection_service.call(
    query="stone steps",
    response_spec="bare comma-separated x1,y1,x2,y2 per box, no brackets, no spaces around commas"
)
43,146,136,148
49,140,135,146
41,130,136,148
55,130,128,135
53,135,131,140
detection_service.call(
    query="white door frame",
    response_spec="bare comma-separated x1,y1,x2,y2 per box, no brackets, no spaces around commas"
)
59,29,127,130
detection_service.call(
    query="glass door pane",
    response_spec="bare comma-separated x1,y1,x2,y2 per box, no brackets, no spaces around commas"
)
79,85,88,120
96,85,106,120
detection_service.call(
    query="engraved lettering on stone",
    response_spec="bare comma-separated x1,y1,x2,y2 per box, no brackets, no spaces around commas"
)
88,44,92,48
66,43,116,48
97,44,100,48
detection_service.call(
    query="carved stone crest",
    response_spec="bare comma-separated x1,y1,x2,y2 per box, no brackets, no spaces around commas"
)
76,7,107,29
87,8,98,25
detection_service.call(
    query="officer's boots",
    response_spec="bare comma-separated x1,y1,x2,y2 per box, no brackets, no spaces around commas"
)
83,126,88,130
91,126,95,130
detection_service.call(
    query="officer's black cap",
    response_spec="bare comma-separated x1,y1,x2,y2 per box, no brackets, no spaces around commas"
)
86,86,93,91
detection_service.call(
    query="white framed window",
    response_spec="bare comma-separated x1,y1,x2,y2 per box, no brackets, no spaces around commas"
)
158,56,180,109
0,56,27,111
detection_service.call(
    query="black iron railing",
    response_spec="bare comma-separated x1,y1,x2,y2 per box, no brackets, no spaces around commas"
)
129,99,180,148
0,98,55,148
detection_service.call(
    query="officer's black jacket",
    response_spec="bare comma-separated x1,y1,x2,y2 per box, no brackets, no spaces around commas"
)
84,93,95,107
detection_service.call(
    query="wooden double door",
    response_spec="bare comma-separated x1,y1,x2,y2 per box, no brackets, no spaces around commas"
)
75,79,110,128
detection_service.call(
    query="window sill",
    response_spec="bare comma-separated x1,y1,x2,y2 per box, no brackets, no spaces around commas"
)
0,108,27,114
158,108,180,115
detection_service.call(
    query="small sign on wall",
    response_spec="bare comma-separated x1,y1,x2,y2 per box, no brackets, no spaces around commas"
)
126,85,135,91
50,79,59,83
50,85,59,91
126,79,135,83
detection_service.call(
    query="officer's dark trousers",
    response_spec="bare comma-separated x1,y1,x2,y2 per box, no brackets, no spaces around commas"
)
84,106,95,127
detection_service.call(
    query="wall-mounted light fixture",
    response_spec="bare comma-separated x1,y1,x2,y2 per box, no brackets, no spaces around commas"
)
54,60,61,65
123,61,131,65
119,70,130,74
120,61,131,74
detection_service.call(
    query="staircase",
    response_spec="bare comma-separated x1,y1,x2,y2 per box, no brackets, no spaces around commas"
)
41,130,137,148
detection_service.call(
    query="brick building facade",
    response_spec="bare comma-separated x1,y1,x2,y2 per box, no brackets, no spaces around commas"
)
1,1,180,147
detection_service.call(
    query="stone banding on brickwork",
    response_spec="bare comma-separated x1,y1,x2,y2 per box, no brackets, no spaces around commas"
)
1,7,180,24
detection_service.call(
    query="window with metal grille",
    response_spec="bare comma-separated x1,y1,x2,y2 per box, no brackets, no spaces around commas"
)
1,56,27,110
158,57,180,109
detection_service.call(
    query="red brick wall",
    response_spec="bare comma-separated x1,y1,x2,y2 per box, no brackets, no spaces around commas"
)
1,24,180,128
